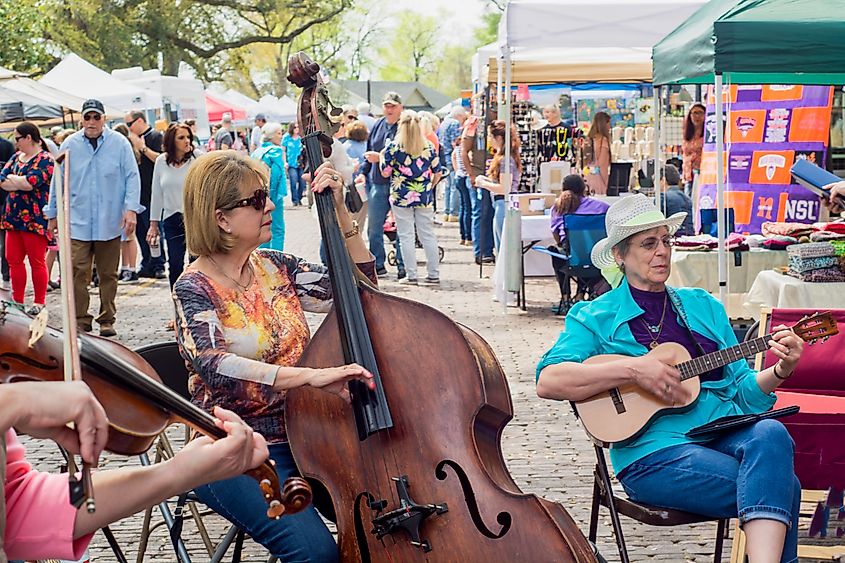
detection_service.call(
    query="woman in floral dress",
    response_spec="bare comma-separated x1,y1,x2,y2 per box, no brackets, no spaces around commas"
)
380,110,442,284
0,122,54,313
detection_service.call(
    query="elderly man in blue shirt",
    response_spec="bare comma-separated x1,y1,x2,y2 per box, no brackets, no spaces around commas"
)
45,99,143,337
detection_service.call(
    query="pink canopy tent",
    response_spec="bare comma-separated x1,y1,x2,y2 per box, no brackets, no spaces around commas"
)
205,91,246,122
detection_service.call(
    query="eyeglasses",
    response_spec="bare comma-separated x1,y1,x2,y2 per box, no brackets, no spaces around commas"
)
83,113,102,122
14,136,24,142
125,117,140,127
639,235,674,252
223,188,269,211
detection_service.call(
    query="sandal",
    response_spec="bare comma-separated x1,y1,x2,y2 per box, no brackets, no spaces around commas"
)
165,319,176,331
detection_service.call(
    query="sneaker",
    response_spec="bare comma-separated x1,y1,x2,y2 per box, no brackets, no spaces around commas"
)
376,267,388,277
402,277,418,285
138,269,156,279
0,279,9,291
481,255,496,264
154,269,167,280
422,276,440,285
48,280,61,290
448,215,459,223
396,268,407,280
78,323,93,333
118,269,135,283
26,304,44,316
99,323,117,338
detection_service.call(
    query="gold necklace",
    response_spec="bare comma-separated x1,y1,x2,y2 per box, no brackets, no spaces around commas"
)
208,255,254,291
640,292,668,349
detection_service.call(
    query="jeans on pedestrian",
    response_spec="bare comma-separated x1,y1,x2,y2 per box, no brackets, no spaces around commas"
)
442,159,459,216
470,186,494,259
0,228,9,282
617,419,800,563
492,196,506,253
367,183,403,271
194,442,338,562
136,208,166,274
391,205,439,280
455,176,472,242
161,213,187,289
288,167,307,205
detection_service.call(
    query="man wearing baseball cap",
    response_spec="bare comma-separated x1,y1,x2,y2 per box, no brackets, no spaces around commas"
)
44,99,143,337
357,91,406,279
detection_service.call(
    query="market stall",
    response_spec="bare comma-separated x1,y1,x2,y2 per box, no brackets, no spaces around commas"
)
204,91,247,123
652,0,845,305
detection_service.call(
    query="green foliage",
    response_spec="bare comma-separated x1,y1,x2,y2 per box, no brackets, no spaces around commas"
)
0,1,54,74
377,12,438,83
474,10,502,48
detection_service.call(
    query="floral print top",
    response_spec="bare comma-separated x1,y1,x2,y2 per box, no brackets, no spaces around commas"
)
173,249,376,443
0,151,54,237
380,140,441,208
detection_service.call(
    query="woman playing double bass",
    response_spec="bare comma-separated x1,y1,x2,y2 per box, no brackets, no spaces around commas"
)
172,150,375,561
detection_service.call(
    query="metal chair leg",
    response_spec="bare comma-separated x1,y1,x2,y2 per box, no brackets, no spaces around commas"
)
210,525,239,563
588,472,601,543
594,446,631,563
100,526,129,563
714,518,728,563
232,528,246,563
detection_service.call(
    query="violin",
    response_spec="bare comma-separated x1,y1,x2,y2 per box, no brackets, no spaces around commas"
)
0,303,311,518
285,52,597,562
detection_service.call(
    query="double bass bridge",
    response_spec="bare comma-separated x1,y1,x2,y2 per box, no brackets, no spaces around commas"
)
369,475,448,553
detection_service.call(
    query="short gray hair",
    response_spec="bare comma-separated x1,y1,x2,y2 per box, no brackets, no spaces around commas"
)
450,106,467,119
261,122,283,141
661,163,682,186
356,102,371,115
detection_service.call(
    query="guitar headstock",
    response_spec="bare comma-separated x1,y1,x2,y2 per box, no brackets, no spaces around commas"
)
792,312,839,344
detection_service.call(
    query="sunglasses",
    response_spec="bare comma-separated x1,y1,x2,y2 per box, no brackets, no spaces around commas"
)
14,136,24,142
83,113,102,122
125,116,140,127
224,188,268,211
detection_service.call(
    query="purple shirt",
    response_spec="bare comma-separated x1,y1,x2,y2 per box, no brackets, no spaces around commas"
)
549,196,610,241
628,286,724,382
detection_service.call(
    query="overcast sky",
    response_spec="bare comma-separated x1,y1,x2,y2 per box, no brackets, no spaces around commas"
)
383,0,490,43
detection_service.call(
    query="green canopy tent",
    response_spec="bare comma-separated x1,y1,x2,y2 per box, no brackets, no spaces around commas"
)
651,0,845,303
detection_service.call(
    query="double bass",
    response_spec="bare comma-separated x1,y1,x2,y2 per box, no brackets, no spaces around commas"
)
286,53,597,562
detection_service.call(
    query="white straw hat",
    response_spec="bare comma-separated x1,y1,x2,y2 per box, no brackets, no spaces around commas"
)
590,194,687,269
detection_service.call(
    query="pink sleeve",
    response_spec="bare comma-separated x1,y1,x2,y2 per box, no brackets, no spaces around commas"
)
4,429,94,561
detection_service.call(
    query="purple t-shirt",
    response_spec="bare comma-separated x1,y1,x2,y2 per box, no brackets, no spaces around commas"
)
628,285,724,382
549,196,610,241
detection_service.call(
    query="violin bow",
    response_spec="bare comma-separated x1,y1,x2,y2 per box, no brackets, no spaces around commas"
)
54,150,96,513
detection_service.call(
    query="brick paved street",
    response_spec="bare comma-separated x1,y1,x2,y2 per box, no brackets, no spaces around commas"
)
27,202,734,562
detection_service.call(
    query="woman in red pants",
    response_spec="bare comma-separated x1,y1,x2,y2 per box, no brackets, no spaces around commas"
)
0,122,54,314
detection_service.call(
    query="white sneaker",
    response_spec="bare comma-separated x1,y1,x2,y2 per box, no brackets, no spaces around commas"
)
0,279,9,291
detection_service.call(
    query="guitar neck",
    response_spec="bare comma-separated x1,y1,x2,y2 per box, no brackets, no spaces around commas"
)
677,335,771,381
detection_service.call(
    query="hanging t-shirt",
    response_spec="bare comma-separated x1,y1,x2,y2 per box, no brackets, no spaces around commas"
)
536,122,576,163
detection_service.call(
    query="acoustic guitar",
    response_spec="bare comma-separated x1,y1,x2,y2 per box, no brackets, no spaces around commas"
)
574,312,838,446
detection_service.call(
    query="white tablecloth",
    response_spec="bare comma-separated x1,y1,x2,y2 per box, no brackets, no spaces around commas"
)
745,270,845,318
667,249,788,319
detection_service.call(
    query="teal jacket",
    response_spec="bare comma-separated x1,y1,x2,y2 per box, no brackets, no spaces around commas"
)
536,278,776,473
251,142,288,200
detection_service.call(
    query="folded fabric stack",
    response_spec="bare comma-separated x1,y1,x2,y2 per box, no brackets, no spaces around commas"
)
726,232,749,251
674,234,718,251
810,221,845,242
762,235,799,250
787,242,845,282
762,221,816,238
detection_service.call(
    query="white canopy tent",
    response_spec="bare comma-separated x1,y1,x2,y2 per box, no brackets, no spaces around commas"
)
42,53,160,112
256,94,297,124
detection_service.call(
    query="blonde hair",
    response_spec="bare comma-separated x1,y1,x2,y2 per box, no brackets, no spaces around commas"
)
395,110,425,157
183,151,269,256
418,111,439,136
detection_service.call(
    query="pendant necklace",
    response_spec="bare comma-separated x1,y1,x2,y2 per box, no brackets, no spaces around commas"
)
640,292,668,349
208,255,254,291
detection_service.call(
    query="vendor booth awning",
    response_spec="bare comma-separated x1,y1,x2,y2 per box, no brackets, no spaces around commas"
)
205,91,247,123
41,53,160,111
0,65,121,118
487,47,653,84
0,86,62,122
652,0,845,85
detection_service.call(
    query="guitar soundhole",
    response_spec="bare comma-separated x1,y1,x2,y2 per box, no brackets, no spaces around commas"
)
610,388,626,414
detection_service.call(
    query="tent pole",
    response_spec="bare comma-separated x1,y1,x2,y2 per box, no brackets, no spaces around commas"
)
653,86,662,209
496,53,504,120
714,73,727,305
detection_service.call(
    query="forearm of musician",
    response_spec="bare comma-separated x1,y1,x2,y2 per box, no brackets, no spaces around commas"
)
0,386,24,432
537,361,636,401
337,211,373,264
755,364,790,395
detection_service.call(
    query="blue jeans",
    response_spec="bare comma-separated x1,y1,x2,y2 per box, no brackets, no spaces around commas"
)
136,208,166,273
288,167,307,205
194,442,338,562
161,213,186,289
492,196,506,253
471,186,494,259
367,183,403,271
618,419,800,563
442,158,459,216
456,176,472,242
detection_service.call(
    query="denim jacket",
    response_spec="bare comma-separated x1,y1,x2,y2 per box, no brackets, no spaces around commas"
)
537,278,776,472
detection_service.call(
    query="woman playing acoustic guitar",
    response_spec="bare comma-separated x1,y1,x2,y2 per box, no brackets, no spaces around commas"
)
536,195,805,563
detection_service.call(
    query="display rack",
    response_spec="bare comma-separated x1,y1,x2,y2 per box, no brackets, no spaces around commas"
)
512,100,539,192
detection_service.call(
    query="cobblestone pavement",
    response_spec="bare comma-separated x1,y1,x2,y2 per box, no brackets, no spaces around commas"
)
25,203,737,562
